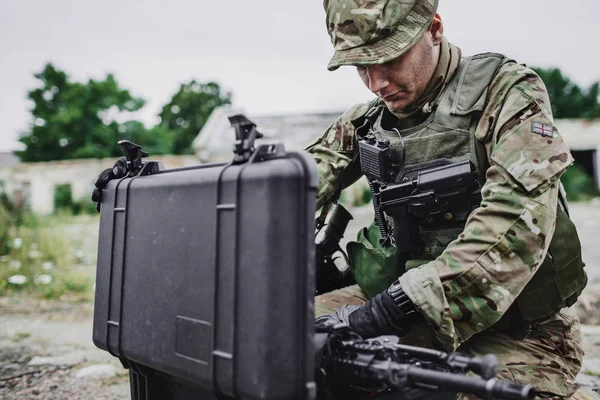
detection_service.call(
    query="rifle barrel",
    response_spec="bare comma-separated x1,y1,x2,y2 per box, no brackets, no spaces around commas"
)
405,366,534,400
391,343,498,379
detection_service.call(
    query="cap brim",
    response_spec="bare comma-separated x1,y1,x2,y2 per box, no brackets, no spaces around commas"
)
327,0,439,71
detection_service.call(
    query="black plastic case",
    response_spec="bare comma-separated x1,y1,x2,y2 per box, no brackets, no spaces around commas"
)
93,143,317,400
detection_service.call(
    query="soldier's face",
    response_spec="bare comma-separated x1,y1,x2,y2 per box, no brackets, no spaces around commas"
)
356,18,443,113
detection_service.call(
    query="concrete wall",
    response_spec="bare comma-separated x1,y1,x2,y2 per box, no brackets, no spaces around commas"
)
0,155,200,215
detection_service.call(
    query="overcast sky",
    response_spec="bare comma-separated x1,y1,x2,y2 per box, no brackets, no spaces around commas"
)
0,0,598,151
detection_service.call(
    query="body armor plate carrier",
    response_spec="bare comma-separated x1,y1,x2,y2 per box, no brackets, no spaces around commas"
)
347,53,586,322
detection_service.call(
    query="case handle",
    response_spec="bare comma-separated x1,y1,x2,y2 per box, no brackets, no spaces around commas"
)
248,143,286,163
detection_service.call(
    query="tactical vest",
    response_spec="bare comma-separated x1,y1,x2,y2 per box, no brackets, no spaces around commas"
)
346,53,587,321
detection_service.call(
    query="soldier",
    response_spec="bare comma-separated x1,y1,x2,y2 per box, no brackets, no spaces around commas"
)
310,0,592,398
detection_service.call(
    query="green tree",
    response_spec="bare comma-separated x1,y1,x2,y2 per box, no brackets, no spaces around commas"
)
533,67,600,119
15,63,169,161
117,121,175,156
158,81,232,154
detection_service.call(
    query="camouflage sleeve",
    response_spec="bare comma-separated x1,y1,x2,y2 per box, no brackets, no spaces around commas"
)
305,102,371,209
399,65,574,352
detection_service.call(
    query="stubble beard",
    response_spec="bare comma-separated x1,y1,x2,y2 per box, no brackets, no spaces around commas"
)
386,40,439,114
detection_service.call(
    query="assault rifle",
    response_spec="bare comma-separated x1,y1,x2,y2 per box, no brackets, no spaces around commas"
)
378,160,479,253
358,134,480,252
316,326,534,400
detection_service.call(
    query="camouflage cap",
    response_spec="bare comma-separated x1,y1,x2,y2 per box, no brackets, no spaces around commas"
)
325,0,439,71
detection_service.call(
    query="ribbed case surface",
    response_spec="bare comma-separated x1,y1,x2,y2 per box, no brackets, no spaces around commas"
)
93,150,317,400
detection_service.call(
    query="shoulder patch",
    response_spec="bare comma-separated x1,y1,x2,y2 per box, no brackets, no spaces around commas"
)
491,113,573,193
531,122,555,138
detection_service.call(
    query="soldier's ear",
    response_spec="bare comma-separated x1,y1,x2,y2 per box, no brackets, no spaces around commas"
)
430,13,444,45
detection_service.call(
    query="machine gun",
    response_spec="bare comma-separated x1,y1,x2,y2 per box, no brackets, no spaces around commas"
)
316,326,534,400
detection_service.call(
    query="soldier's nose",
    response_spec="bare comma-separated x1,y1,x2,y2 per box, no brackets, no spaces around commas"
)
364,65,390,94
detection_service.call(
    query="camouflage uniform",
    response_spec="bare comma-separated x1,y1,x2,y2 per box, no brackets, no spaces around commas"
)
311,0,593,398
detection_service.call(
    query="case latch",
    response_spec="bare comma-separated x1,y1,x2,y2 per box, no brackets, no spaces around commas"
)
118,140,163,177
228,114,265,164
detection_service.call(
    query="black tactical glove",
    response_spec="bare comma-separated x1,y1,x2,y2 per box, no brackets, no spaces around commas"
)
91,157,128,212
314,280,416,338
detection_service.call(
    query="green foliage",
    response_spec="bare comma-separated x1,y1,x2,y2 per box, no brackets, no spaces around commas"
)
39,274,92,300
12,332,31,342
71,199,98,215
560,164,599,202
16,63,149,161
0,201,12,255
117,121,176,156
159,81,232,154
52,184,96,215
0,213,96,299
16,64,233,160
359,183,373,206
532,67,600,119
343,181,373,208
337,179,373,208
0,189,23,255
53,184,73,210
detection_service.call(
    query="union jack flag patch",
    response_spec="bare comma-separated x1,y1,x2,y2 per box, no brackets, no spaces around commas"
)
531,122,555,138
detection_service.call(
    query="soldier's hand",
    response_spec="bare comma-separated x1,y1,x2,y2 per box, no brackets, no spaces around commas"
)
91,157,128,212
314,305,360,333
315,288,414,339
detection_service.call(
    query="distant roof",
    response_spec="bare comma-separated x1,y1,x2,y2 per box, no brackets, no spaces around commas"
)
193,107,600,162
0,152,20,167
555,119,600,151
193,105,342,162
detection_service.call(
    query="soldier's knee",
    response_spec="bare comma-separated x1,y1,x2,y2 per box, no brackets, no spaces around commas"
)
314,284,367,316
568,388,600,400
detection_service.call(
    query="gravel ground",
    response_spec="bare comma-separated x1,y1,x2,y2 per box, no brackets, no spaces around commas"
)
0,297,129,400
1,201,600,399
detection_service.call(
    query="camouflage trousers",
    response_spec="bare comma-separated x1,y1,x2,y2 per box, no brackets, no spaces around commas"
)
315,285,595,400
